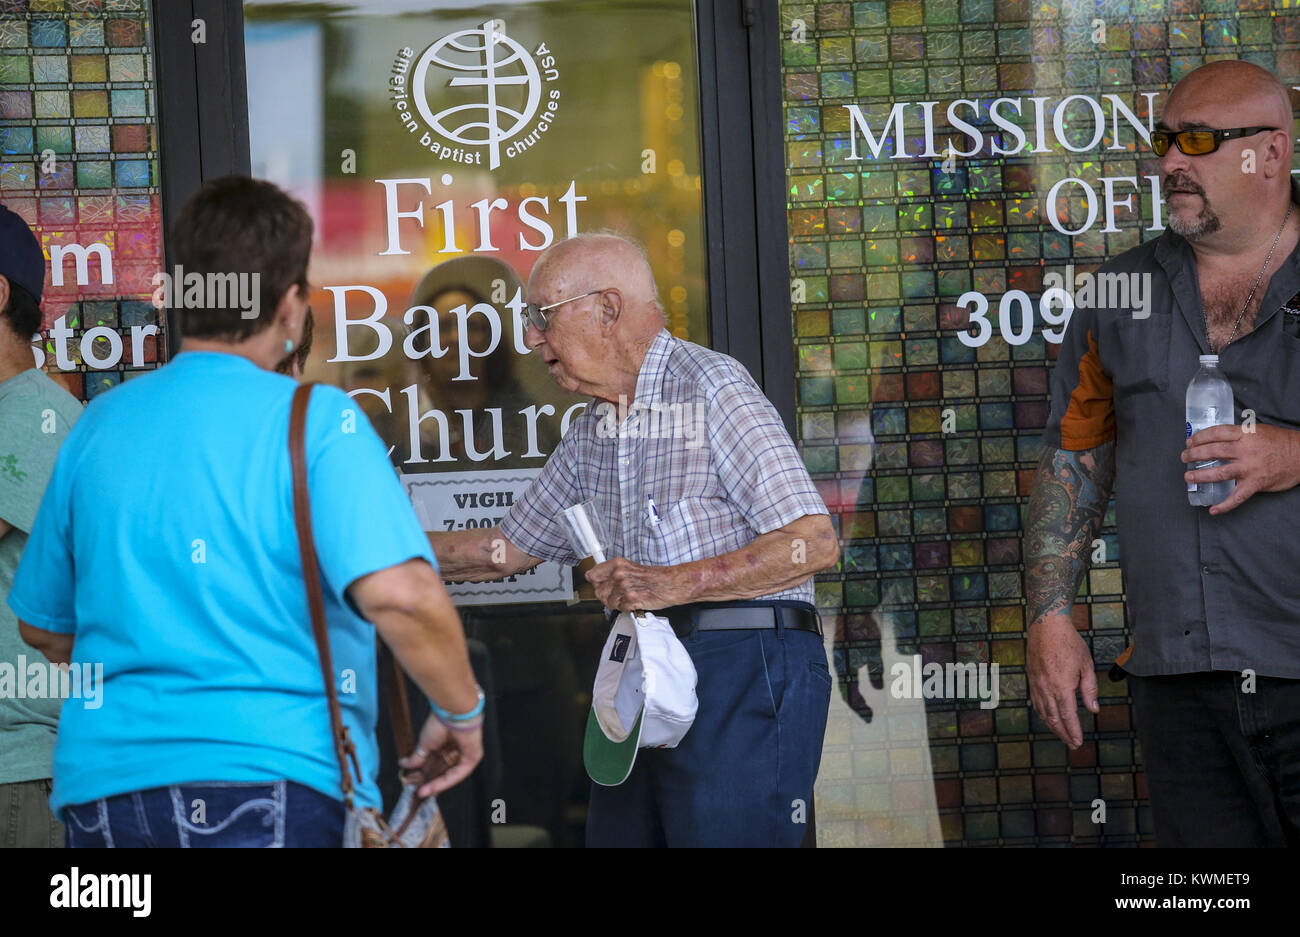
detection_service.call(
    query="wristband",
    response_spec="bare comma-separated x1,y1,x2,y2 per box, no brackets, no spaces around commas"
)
430,685,485,726
443,714,485,734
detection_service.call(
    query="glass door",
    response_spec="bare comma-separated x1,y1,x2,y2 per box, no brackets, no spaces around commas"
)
242,0,710,847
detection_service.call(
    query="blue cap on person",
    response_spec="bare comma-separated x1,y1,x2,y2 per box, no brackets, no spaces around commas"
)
0,204,46,303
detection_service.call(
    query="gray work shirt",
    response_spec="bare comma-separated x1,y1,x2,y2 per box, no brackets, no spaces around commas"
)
1042,181,1300,678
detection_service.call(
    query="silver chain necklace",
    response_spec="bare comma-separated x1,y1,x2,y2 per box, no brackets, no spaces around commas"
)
1206,200,1293,351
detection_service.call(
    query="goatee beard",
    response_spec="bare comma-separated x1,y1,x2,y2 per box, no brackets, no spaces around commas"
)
1168,209,1221,241
1164,173,1220,241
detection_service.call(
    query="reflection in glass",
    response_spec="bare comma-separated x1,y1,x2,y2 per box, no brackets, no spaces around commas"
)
245,0,708,477
244,0,708,848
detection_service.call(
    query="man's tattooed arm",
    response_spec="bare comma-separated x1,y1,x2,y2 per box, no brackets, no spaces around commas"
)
1024,441,1116,628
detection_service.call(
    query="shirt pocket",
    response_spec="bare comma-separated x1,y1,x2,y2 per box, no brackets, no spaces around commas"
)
642,497,709,567
1108,314,1171,396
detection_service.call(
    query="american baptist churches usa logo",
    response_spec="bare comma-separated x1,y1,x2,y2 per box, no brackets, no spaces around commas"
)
389,19,561,171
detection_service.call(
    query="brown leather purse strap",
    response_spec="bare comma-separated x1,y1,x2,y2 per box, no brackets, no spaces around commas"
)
289,383,357,804
383,641,417,758
291,383,421,814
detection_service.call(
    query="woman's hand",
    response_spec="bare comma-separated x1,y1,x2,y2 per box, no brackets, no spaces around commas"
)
398,714,484,798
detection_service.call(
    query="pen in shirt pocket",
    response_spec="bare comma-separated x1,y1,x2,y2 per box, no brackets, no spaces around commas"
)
645,495,661,527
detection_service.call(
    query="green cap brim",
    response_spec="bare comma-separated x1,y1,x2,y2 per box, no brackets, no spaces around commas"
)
583,706,644,786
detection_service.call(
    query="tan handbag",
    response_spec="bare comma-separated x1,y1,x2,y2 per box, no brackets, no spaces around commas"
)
289,382,451,848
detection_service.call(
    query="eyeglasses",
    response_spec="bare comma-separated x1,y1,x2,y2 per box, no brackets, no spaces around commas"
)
1151,126,1278,157
521,288,609,332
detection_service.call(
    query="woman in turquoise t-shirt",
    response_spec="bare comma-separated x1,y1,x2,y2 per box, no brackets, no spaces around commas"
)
8,177,483,847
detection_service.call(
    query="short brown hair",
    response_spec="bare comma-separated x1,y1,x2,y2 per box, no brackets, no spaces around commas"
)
171,176,312,341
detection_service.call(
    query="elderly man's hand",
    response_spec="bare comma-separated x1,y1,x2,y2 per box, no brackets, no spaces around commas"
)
585,557,693,611
1182,423,1300,514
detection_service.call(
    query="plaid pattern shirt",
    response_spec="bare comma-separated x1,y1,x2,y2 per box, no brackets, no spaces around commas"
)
499,329,828,603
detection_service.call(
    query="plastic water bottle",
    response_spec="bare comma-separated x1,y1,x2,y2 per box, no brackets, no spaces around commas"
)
1185,354,1236,507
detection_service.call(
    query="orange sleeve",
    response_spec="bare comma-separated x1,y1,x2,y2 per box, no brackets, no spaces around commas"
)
1058,330,1116,451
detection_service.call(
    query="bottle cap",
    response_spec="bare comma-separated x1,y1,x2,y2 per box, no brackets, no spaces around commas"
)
1199,354,1219,364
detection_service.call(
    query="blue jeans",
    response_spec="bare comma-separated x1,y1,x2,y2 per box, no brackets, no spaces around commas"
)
1129,671,1300,847
64,780,345,848
586,622,832,847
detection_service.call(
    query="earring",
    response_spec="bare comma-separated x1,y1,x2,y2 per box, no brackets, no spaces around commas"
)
284,339,294,354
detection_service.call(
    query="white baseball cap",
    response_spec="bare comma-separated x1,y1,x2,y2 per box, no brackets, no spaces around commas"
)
583,612,698,786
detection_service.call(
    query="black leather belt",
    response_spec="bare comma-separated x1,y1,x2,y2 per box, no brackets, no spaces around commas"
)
609,601,822,639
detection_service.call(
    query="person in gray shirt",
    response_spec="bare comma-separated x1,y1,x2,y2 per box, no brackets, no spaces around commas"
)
1026,61,1300,846
0,206,82,848
431,233,838,846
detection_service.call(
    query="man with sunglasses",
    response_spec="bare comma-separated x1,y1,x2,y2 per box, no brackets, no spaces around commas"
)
1027,60,1300,846
430,232,839,847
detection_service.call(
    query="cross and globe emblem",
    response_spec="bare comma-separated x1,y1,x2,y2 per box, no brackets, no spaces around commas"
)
412,20,541,171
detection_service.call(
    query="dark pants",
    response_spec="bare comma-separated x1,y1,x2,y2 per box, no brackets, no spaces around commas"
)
586,624,831,847
64,780,344,848
2,779,64,848
1129,671,1300,847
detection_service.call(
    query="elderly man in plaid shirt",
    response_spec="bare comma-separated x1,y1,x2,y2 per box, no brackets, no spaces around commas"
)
430,233,838,847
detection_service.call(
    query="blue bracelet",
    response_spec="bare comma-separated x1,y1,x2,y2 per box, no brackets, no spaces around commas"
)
429,686,485,724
